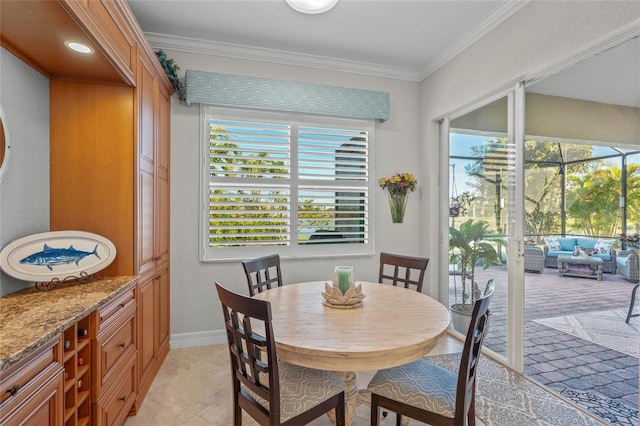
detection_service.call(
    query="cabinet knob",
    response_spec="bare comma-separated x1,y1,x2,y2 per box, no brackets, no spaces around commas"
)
154,256,161,261
119,396,126,402
120,303,126,309
119,342,126,348
6,383,19,396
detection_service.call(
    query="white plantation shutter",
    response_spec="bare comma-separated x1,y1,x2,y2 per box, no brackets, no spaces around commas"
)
201,107,374,261
297,126,368,245
207,119,291,248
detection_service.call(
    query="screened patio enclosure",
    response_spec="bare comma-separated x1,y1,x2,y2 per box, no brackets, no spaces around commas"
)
450,137,639,249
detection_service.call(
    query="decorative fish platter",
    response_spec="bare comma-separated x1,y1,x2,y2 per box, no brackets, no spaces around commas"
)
0,231,116,282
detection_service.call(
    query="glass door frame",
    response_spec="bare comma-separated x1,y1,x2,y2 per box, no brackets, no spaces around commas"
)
439,83,526,372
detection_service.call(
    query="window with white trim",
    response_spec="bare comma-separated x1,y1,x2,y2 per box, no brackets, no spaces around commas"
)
200,106,375,261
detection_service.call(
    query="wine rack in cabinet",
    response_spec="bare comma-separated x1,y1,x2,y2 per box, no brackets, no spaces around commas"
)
62,315,93,426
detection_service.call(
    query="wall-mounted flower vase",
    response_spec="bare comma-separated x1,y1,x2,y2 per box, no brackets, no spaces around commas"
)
388,192,408,223
379,172,416,224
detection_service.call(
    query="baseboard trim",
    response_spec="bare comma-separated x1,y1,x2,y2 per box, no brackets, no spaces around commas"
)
170,329,226,349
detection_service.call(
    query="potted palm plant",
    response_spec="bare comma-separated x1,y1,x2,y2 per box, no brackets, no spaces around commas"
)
449,219,501,333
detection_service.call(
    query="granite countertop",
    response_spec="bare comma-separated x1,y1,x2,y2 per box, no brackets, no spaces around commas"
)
0,276,137,373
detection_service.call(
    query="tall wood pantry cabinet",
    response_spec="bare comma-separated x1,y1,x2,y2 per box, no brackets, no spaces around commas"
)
1,0,173,418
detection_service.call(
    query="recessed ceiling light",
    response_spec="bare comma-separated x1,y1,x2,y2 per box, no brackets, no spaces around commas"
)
286,0,338,14
64,41,94,54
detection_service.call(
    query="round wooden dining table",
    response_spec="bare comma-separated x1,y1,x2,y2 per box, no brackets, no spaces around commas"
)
252,281,451,425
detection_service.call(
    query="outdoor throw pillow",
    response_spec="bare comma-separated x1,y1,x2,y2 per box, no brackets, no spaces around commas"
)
544,237,561,251
594,239,614,255
579,247,597,256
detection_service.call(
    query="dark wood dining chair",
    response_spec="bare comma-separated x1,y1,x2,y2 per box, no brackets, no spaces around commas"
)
626,283,639,323
242,254,283,296
215,282,346,426
368,279,495,426
378,252,429,293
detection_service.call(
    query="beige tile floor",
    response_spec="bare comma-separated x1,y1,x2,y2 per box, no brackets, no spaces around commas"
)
124,335,485,426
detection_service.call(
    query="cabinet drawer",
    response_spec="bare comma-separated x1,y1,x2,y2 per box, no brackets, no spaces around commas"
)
0,366,64,426
95,304,136,398
93,356,136,426
97,288,135,331
0,338,59,406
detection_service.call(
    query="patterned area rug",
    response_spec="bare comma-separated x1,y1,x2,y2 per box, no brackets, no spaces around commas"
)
427,353,603,425
532,309,639,358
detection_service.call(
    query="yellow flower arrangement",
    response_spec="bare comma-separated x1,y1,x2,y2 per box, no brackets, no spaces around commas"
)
379,173,417,195
379,172,417,223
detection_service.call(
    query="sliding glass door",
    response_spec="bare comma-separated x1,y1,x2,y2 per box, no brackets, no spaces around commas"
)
443,87,526,370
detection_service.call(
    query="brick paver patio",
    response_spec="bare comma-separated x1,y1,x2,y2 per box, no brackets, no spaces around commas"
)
450,264,638,424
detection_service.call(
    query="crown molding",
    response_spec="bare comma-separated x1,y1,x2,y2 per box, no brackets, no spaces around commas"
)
145,32,423,81
418,1,529,80
145,1,527,83
525,21,640,88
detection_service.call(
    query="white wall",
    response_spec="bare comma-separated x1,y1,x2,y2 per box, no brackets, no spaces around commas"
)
165,52,421,346
419,1,640,300
166,1,640,347
0,48,50,296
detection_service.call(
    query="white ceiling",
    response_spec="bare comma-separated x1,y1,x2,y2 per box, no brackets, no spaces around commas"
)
127,0,639,107
528,35,640,108
127,0,524,81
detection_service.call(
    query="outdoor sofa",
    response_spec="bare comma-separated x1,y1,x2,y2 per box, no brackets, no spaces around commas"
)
617,250,639,282
543,236,617,273
524,245,544,272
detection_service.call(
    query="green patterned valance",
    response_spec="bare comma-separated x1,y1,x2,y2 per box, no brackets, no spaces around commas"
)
185,70,390,122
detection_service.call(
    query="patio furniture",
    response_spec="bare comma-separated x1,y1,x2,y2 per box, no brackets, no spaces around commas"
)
544,237,617,273
617,250,639,283
557,255,603,281
524,245,544,272
626,283,639,324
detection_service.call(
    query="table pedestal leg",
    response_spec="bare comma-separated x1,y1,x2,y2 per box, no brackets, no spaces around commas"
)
327,371,357,425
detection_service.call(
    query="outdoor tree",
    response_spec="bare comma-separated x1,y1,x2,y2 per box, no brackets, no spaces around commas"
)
626,163,640,233
566,163,623,236
566,162,640,238
461,138,597,239
208,128,335,245
523,140,592,239
208,130,290,244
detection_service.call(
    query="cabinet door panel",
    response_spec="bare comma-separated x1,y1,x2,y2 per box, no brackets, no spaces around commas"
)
157,268,171,353
157,87,171,264
139,168,155,274
137,54,157,276
137,278,156,386
138,57,156,164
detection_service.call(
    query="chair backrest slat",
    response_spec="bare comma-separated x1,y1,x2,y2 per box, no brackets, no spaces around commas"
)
216,282,280,420
378,252,429,292
456,278,495,420
242,254,283,296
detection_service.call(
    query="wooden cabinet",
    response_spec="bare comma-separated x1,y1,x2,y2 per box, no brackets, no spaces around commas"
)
60,0,136,85
2,0,173,421
93,290,137,426
93,355,135,426
61,316,93,426
134,50,172,407
94,289,136,400
0,338,64,426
